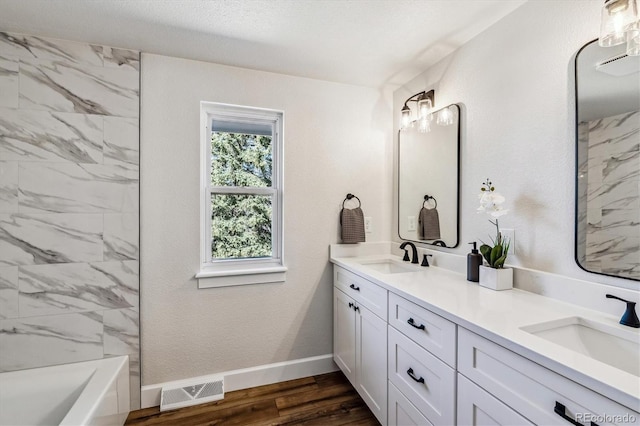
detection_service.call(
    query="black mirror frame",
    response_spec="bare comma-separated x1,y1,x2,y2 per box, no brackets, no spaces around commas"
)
573,39,639,282
397,103,461,249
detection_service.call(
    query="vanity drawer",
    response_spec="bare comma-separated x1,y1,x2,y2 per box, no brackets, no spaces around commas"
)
388,326,455,425
388,381,433,426
458,327,640,425
457,373,534,426
388,292,456,367
334,266,387,320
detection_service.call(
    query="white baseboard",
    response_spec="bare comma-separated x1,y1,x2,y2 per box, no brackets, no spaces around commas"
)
140,354,338,409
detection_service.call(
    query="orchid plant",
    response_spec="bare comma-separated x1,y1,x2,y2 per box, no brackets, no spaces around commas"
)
477,178,510,269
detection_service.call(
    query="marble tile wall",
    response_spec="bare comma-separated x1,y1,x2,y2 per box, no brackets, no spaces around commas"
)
0,32,140,408
581,110,640,280
577,121,589,266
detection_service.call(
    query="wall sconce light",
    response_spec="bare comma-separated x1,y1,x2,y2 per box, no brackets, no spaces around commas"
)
436,106,454,126
401,90,435,132
599,0,639,56
401,90,455,132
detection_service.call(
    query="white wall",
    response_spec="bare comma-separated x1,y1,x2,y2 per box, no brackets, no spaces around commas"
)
394,0,639,292
140,54,392,384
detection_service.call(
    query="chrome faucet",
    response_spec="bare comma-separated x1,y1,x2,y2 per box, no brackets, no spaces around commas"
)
399,241,419,264
606,294,640,328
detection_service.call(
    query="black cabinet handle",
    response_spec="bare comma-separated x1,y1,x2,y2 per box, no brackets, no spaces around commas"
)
407,318,426,330
354,305,360,312
406,368,425,384
348,302,353,308
554,402,599,426
350,284,360,291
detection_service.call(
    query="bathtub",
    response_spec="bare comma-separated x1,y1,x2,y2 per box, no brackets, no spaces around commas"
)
0,356,130,426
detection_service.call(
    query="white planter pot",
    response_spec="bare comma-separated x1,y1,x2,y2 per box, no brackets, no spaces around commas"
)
479,265,513,291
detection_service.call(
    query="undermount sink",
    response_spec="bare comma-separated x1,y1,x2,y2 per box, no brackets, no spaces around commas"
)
358,259,418,274
521,317,640,377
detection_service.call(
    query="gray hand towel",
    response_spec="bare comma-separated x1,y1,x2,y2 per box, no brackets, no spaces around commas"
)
341,207,365,244
418,206,441,240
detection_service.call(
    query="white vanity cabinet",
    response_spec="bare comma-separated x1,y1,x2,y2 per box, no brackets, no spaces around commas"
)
334,288,357,382
333,266,388,424
331,258,640,426
387,293,457,425
457,327,640,426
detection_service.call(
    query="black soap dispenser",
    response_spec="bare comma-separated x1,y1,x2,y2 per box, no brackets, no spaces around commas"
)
467,242,482,282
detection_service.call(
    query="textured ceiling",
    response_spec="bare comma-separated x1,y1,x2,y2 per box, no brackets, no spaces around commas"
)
0,0,526,87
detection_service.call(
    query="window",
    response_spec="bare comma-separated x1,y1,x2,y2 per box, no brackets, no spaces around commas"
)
197,103,285,287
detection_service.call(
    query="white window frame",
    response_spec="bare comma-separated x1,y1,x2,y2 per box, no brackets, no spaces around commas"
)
197,102,286,288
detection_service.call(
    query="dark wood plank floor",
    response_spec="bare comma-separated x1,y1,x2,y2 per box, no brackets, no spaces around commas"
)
126,371,380,425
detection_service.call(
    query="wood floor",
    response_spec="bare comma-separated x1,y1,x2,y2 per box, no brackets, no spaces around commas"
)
126,371,380,425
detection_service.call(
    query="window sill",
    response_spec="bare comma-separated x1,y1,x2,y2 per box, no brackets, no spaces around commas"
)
196,265,287,288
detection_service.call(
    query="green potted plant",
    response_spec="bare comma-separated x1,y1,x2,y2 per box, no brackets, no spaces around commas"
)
477,179,513,290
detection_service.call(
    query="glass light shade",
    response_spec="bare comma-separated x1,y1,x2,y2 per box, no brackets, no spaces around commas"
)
401,106,412,129
436,107,454,126
627,22,640,55
418,117,431,133
599,0,639,47
418,97,432,120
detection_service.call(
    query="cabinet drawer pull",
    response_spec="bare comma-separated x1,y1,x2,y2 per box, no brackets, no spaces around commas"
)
354,305,360,312
554,402,599,426
348,302,353,308
406,368,425,384
407,317,426,330
349,284,360,291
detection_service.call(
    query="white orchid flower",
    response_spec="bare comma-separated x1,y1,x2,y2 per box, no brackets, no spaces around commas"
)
489,208,509,218
478,179,511,269
478,191,508,218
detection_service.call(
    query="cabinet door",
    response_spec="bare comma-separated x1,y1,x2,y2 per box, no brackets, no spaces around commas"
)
388,327,455,425
334,288,356,385
389,381,433,426
334,266,388,319
356,304,387,424
458,374,533,426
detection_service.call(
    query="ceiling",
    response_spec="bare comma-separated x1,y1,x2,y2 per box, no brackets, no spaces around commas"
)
0,0,526,88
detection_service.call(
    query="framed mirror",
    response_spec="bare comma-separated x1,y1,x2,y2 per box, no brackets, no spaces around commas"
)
575,39,640,281
398,104,460,248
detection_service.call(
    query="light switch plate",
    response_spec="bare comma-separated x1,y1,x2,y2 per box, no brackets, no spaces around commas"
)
364,217,372,233
407,216,416,231
502,228,515,254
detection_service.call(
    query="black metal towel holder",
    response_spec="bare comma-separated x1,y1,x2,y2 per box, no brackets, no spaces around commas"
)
342,193,361,208
423,195,437,209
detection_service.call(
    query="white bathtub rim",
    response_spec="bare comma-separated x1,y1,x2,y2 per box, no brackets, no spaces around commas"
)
0,361,96,426
59,355,129,426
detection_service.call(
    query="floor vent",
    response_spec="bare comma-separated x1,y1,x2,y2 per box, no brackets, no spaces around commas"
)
160,377,224,411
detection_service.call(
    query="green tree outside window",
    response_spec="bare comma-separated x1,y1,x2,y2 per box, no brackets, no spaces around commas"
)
211,132,273,259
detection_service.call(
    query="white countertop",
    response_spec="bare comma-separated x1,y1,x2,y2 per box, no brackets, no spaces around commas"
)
330,254,640,412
